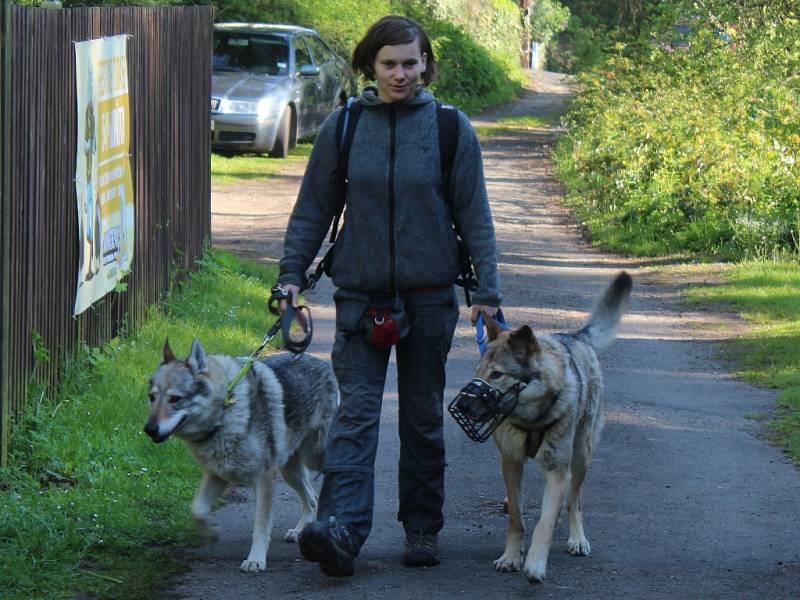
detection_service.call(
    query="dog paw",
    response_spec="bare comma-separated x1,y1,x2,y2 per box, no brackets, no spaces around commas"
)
283,528,301,543
567,537,591,556
193,518,219,541
493,554,521,572
522,559,547,585
522,565,545,585
239,559,266,573
522,571,544,585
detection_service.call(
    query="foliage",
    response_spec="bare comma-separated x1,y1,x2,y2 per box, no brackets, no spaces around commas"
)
527,0,570,45
211,0,392,58
416,0,522,60
683,259,800,464
0,249,279,599
554,2,800,258
399,0,526,113
548,0,657,72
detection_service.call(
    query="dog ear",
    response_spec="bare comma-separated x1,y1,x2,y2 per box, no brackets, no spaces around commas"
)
162,338,176,364
508,325,539,365
484,310,505,342
187,338,208,374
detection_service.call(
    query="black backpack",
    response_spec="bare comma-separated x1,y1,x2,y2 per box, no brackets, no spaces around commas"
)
306,99,479,306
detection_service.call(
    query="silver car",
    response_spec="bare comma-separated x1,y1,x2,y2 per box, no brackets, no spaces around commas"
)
211,23,352,157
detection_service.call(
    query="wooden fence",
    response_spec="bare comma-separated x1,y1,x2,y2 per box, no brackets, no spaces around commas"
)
0,4,214,465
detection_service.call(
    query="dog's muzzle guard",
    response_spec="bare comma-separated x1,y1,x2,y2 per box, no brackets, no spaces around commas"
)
448,378,525,442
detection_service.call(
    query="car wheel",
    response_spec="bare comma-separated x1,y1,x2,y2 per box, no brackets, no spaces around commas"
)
268,108,291,159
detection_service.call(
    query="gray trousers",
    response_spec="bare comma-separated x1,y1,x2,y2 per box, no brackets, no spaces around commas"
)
317,287,459,553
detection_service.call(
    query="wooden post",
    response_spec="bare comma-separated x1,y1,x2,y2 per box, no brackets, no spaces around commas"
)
0,0,11,467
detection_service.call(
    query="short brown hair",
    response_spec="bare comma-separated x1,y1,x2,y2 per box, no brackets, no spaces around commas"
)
351,15,437,86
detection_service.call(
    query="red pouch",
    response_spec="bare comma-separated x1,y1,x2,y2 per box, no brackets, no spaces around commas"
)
363,298,410,350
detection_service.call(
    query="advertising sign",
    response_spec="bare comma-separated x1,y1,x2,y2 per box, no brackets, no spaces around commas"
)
74,35,134,315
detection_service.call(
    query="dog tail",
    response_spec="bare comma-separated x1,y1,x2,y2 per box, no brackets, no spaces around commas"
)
575,271,632,351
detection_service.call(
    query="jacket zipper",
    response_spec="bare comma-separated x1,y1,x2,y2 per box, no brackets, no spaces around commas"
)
388,105,397,294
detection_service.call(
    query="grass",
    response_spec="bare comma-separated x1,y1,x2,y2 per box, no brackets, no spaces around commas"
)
474,113,562,138
211,143,312,185
0,248,280,599
680,259,800,463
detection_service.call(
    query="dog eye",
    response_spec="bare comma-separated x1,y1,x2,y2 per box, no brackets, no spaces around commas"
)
168,395,182,404
489,370,504,380
148,393,155,403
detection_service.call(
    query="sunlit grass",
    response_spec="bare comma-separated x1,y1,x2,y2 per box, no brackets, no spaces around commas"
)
0,249,279,599
475,113,562,138
211,143,312,185
682,259,800,463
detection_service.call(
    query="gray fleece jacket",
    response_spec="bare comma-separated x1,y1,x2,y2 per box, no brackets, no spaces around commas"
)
278,86,501,307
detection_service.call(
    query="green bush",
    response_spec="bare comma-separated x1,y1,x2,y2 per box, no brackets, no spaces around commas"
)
404,1,526,113
554,2,800,258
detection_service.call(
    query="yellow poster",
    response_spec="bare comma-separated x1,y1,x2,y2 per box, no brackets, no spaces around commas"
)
74,35,134,315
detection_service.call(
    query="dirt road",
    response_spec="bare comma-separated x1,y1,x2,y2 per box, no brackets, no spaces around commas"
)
169,72,800,599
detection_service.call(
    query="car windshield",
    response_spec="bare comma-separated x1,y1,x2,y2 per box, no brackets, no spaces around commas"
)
213,33,289,76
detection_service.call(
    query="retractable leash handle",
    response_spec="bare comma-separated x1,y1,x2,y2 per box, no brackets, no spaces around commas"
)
226,287,313,408
475,308,508,356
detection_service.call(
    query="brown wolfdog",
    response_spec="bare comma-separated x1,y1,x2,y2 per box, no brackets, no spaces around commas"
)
473,272,632,584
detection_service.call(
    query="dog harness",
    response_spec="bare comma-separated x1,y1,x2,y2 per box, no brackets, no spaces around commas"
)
520,334,584,458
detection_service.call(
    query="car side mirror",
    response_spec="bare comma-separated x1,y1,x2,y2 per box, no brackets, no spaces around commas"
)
298,64,320,77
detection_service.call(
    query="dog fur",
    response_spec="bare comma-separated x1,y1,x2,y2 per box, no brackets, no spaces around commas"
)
144,339,338,572
474,272,632,584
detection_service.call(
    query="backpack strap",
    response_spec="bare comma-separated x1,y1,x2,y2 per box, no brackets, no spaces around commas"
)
436,102,459,201
307,98,362,289
436,102,479,306
330,98,363,242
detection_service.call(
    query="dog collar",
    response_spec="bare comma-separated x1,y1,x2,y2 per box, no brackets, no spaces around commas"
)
187,425,220,444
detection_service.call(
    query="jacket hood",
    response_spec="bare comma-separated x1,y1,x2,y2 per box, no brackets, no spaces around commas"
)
359,85,435,107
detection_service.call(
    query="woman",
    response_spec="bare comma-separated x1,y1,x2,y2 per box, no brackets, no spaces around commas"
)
276,15,501,577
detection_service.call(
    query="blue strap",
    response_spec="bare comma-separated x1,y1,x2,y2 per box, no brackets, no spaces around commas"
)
475,308,509,356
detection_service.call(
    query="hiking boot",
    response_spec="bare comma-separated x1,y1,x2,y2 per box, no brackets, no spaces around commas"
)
298,517,356,577
402,531,440,567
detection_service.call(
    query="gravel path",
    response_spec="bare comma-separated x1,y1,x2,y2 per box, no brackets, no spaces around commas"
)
168,72,800,599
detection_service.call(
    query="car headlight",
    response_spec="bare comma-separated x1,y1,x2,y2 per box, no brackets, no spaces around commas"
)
218,99,259,114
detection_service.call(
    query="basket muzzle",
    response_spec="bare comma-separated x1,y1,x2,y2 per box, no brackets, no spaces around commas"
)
448,378,525,442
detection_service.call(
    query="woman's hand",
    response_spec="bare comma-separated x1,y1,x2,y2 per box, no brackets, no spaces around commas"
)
276,283,301,316
470,304,498,325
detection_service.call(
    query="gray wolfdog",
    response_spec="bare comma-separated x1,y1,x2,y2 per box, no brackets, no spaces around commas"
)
472,271,631,584
144,339,338,572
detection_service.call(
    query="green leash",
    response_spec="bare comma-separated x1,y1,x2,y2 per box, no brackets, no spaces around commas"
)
224,319,282,408
224,293,314,408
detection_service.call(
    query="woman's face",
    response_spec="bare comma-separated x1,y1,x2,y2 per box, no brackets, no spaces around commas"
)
373,40,427,103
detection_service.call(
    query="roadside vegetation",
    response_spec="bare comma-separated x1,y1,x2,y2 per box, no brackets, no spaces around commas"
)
0,250,280,599
211,143,312,185
552,0,800,462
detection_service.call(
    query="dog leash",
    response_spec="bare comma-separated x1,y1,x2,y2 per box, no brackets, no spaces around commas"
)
475,309,508,355
224,287,313,408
